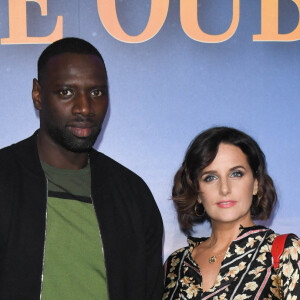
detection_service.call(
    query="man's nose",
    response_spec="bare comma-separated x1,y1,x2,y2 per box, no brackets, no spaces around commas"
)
72,92,94,116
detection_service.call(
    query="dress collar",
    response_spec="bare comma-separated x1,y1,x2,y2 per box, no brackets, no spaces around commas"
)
187,224,269,250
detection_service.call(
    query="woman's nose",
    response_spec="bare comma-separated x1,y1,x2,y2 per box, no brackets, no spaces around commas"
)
220,178,230,195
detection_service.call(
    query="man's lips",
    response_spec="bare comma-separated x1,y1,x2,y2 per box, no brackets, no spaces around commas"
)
216,201,237,208
67,123,96,138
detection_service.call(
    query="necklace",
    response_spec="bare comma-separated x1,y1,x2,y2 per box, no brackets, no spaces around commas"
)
208,251,227,264
209,255,217,263
206,237,230,264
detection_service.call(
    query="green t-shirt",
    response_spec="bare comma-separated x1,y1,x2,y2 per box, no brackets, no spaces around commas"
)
40,161,108,300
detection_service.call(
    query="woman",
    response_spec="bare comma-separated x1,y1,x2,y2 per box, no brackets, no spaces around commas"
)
163,127,300,300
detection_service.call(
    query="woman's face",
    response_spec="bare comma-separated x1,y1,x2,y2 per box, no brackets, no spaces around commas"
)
198,143,258,226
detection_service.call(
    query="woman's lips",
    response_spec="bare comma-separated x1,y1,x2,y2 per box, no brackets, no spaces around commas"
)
217,201,237,208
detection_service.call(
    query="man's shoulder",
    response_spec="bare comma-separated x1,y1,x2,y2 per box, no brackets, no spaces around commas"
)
90,149,154,197
0,140,19,162
0,132,38,171
0,143,13,156
91,149,142,180
0,133,36,155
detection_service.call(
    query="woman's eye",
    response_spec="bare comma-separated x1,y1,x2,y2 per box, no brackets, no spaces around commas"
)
91,89,102,97
203,175,217,182
230,171,244,178
58,89,72,96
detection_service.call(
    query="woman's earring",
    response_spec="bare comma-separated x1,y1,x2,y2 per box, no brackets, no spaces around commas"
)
251,191,261,217
253,191,262,203
194,202,205,217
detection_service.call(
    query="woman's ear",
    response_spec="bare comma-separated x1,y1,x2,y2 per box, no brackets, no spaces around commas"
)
197,194,202,204
253,179,259,196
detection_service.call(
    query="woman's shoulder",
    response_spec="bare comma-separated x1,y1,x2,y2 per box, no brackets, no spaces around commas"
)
279,234,300,261
164,236,207,263
283,233,299,244
274,234,300,297
268,232,299,250
261,229,299,251
164,246,189,265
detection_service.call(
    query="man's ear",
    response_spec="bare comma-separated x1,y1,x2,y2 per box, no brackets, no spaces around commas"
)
32,78,42,111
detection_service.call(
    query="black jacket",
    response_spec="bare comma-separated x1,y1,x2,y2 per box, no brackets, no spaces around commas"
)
0,132,163,299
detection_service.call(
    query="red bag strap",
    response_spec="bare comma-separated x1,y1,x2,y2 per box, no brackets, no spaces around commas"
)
271,233,296,269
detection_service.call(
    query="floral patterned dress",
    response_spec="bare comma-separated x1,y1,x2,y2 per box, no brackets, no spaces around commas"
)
163,225,300,299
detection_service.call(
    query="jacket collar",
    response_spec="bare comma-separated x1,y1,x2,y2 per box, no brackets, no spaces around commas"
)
12,130,102,179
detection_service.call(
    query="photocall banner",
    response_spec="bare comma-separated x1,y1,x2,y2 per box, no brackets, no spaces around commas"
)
0,0,299,259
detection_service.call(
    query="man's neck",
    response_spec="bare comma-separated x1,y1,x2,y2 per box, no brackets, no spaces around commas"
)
37,132,89,170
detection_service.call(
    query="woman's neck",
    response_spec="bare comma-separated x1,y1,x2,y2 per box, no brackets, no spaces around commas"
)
207,219,256,250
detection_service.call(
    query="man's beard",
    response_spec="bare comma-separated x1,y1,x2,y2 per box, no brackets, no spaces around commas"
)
46,123,101,153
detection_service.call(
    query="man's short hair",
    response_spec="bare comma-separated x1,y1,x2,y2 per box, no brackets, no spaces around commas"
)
37,37,105,84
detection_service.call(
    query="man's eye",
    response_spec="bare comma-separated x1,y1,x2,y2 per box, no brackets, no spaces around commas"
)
230,171,244,178
58,89,72,96
91,89,103,97
203,175,217,182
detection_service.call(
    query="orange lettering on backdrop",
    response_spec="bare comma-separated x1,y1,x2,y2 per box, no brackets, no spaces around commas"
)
253,0,300,41
180,0,240,43
1,0,62,44
97,0,169,43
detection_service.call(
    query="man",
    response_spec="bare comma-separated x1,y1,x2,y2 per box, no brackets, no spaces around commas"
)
0,37,163,299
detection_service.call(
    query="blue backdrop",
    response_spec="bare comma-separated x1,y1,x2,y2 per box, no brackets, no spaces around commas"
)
0,0,299,259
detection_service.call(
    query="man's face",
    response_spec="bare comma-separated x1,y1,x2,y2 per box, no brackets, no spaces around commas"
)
33,53,108,153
